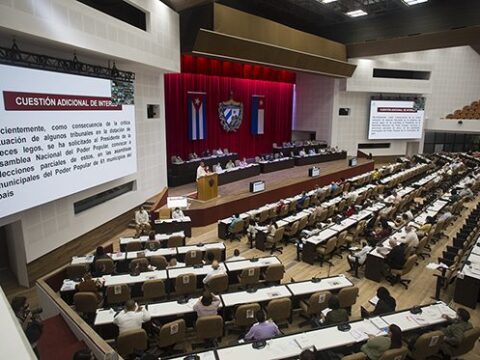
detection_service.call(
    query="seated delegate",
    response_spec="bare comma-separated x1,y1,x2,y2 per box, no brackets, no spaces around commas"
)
244,310,281,341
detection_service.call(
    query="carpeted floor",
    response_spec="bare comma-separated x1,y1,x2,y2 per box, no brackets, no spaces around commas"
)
38,315,87,360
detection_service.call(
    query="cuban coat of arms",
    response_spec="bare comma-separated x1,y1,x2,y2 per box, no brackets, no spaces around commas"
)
218,92,243,132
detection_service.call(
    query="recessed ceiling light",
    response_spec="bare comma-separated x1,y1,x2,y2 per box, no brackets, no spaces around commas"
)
321,0,338,3
402,0,428,5
345,9,368,17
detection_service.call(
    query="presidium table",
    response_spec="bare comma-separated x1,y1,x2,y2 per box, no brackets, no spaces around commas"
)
167,153,238,187
293,151,347,166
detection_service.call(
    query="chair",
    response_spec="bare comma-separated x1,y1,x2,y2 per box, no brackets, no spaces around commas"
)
106,284,131,305
262,264,285,284
158,207,171,219
116,329,148,359
150,255,168,270
229,220,245,241
390,255,417,289
205,274,229,294
232,303,261,333
284,221,300,245
299,291,331,327
167,236,184,248
449,327,480,357
129,258,149,273
73,292,98,323
125,241,143,252
196,315,223,346
145,240,161,251
414,236,430,260
378,346,408,360
316,236,337,267
266,227,285,254
174,273,197,297
408,330,444,360
184,250,204,266
141,279,166,302
94,258,115,274
237,267,260,289
317,207,328,222
156,319,186,353
204,248,223,263
335,231,348,258
346,220,366,244
266,298,291,326
341,353,367,360
337,286,359,314
66,264,88,280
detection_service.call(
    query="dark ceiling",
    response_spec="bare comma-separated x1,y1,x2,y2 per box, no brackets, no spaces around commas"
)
162,0,480,45
216,0,480,44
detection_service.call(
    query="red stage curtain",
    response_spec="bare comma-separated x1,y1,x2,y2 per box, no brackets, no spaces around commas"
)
181,55,296,84
165,73,293,160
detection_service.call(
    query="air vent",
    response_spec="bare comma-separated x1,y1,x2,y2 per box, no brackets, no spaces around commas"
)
74,182,135,214
77,0,147,31
358,143,391,149
373,68,430,80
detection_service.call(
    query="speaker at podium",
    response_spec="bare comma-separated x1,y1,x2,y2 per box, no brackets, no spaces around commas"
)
197,173,218,201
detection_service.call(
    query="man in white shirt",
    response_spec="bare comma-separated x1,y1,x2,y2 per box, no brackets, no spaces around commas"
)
203,260,226,284
196,161,207,180
135,206,151,237
225,160,235,170
213,162,223,174
113,300,151,334
347,242,373,276
239,157,248,167
399,226,419,249
438,210,453,223
171,207,185,220
299,148,307,157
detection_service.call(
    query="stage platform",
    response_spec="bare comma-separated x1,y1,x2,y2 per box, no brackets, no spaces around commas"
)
177,158,374,227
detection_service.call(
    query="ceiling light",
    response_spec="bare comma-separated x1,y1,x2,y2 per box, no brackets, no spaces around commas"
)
402,0,428,5
345,9,368,17
321,0,338,3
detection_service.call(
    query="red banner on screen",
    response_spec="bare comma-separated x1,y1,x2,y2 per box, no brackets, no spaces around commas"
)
3,91,122,111
377,107,416,113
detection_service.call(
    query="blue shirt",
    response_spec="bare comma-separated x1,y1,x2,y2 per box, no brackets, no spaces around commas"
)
245,321,281,340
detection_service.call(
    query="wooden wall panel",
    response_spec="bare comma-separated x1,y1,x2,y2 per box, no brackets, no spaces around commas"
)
193,29,356,78
27,188,168,286
214,3,347,62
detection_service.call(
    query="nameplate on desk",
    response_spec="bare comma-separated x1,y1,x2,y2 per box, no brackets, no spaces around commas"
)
309,167,320,177
349,158,358,167
250,180,265,193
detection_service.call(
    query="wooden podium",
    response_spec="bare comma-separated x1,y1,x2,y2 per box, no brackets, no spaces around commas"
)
197,173,218,201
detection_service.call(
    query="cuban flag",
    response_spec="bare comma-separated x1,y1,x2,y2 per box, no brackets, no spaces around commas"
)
251,95,265,135
187,91,207,140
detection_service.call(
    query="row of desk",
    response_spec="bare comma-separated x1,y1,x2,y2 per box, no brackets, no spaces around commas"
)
454,233,480,309
154,217,192,237
119,232,185,251
272,142,327,155
70,242,226,267
163,302,456,360
63,254,279,302
293,151,346,166
93,274,353,327
217,164,261,185
380,163,429,186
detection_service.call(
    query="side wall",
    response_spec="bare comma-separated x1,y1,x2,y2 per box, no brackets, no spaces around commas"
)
331,46,480,156
292,73,334,144
0,0,179,278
